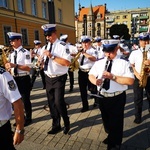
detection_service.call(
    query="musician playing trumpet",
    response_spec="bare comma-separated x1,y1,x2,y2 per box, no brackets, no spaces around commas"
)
30,40,46,90
129,32,150,124
89,39,134,150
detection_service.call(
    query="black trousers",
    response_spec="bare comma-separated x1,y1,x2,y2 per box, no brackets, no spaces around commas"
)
68,69,74,89
45,74,69,128
0,121,16,150
78,70,91,109
14,75,32,120
98,92,126,146
31,68,46,88
133,76,150,118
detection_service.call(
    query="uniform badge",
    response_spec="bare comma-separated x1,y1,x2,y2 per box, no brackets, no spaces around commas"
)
129,66,133,73
8,80,16,91
95,51,98,55
66,48,70,54
26,54,30,59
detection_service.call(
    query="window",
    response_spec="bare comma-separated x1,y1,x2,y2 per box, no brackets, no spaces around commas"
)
116,16,120,19
42,2,47,19
18,0,24,12
58,8,62,23
31,0,37,16
0,0,7,7
34,30,39,40
123,15,127,19
3,26,11,45
21,28,28,45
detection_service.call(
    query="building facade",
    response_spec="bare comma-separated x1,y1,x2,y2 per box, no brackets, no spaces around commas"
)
75,3,150,41
75,4,106,42
105,8,150,39
0,0,75,49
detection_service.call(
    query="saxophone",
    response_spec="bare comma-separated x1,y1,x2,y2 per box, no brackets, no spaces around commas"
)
139,47,150,88
69,49,83,72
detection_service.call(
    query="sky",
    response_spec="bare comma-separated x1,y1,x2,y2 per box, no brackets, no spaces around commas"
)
74,0,150,13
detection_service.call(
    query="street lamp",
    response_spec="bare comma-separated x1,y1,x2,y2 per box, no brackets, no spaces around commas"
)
47,0,55,23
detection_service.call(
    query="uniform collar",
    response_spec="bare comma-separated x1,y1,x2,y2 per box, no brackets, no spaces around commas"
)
14,45,23,52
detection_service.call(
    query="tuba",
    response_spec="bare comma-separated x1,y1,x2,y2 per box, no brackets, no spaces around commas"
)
139,44,150,88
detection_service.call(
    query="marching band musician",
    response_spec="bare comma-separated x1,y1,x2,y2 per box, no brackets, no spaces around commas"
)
60,34,78,92
41,24,71,134
0,67,24,150
0,66,24,149
94,36,105,60
89,39,134,150
30,40,46,90
129,32,150,124
78,35,97,112
5,32,32,126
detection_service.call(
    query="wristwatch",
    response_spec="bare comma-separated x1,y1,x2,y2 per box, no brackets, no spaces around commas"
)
51,55,55,60
15,129,25,134
112,74,116,80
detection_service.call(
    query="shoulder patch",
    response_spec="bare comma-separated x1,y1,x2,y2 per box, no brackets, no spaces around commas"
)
26,54,30,59
19,48,26,53
60,42,66,46
66,48,70,54
8,80,16,91
0,67,6,74
95,51,98,55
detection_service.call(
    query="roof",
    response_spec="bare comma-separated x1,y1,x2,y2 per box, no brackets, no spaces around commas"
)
78,5,105,21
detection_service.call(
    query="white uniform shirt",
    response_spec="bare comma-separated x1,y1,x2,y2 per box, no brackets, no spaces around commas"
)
67,43,78,59
33,47,42,59
41,39,71,75
10,46,31,74
0,68,21,120
129,48,150,74
89,56,134,92
79,47,97,70
95,45,104,60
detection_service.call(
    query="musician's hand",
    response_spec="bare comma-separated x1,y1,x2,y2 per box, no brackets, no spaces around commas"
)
102,71,113,79
43,50,52,58
144,60,150,65
96,79,103,86
5,62,16,70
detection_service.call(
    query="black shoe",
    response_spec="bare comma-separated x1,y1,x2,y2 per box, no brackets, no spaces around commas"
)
107,145,121,150
148,108,150,113
24,119,32,126
134,117,142,124
103,137,108,144
63,123,70,134
43,86,46,89
80,108,89,112
13,123,16,127
47,126,61,134
93,103,97,108
68,88,73,92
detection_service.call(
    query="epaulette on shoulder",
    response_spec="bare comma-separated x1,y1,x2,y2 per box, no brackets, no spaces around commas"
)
60,42,66,46
120,57,129,62
20,48,26,53
97,57,104,61
0,67,6,74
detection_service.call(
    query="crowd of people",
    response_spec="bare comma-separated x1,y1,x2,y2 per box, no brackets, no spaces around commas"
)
0,23,150,150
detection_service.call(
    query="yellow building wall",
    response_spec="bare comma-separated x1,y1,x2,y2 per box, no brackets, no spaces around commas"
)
0,0,76,48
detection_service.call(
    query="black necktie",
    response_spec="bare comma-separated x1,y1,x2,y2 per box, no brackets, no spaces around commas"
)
44,43,53,71
14,51,18,75
102,60,113,90
80,54,85,66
